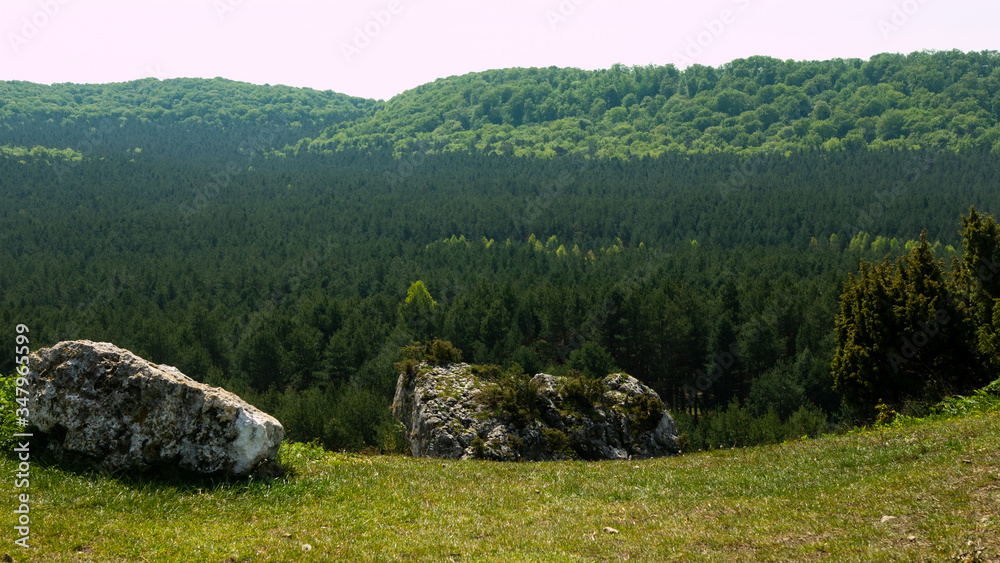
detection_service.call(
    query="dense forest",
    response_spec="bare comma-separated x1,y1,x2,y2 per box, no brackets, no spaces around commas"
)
2,50,999,452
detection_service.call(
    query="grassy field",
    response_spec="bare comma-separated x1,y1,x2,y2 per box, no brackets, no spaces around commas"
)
1,410,998,562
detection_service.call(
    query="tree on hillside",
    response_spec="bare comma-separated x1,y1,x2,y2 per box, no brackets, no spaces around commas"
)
399,280,438,339
953,206,1000,371
832,227,987,417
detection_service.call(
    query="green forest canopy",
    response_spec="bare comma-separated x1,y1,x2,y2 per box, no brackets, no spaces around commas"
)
2,50,1000,160
2,50,999,452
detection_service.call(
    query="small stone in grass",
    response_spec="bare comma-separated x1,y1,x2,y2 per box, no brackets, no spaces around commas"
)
603,527,619,534
880,515,896,523
907,535,916,542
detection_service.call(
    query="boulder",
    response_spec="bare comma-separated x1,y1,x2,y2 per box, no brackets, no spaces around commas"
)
25,340,283,477
392,363,679,461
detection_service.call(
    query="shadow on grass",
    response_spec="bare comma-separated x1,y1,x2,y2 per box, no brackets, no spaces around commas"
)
4,430,296,492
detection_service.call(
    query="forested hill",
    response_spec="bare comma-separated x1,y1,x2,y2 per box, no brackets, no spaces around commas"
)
3,50,1000,161
0,78,375,161
281,50,1000,158
3,50,1000,453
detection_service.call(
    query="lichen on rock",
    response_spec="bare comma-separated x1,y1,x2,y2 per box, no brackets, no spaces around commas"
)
392,362,679,461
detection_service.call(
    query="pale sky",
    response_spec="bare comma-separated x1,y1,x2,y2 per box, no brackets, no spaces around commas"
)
1,0,997,100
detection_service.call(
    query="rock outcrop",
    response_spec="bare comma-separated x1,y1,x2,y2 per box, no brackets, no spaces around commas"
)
392,363,679,461
26,340,283,477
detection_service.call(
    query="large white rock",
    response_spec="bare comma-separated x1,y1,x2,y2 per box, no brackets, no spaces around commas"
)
26,340,283,477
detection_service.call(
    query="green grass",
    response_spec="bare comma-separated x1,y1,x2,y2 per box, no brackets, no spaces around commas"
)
1,411,998,562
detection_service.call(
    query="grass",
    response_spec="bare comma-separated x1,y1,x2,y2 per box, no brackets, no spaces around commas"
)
1,411,998,562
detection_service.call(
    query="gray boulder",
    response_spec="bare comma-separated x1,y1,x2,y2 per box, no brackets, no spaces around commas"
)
392,363,679,461
26,340,283,477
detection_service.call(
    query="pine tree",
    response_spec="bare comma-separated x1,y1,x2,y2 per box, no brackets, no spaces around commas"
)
399,280,438,339
954,206,1000,369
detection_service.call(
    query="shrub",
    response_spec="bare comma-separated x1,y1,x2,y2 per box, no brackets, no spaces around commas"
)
424,339,462,366
479,363,540,426
567,342,617,378
675,400,830,451
471,434,486,458
395,339,462,371
540,427,574,458
559,373,607,409
629,394,665,432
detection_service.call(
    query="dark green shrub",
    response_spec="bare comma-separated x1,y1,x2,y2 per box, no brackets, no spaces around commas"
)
424,338,462,366
395,339,463,369
629,394,665,432
674,400,830,451
469,364,503,380
479,363,540,426
540,427,575,458
567,342,617,378
471,434,486,457
559,373,608,409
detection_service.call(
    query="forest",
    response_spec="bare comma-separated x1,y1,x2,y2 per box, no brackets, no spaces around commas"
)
2,49,999,452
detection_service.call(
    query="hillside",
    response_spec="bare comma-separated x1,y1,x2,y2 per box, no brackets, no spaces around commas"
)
3,50,1000,454
2,405,997,561
0,77,375,161
3,50,1000,161
303,50,1000,159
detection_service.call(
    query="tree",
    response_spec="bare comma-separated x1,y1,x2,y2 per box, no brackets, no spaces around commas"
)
832,231,980,416
399,280,438,338
567,342,617,379
954,206,1000,370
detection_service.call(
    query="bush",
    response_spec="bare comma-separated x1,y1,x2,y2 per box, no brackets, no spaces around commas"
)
471,434,486,457
559,373,607,409
479,363,540,426
932,377,1000,418
629,394,665,432
395,339,462,370
540,427,574,458
425,339,462,366
567,342,617,378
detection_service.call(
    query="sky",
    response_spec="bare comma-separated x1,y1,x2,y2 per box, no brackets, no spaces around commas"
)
1,0,997,101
